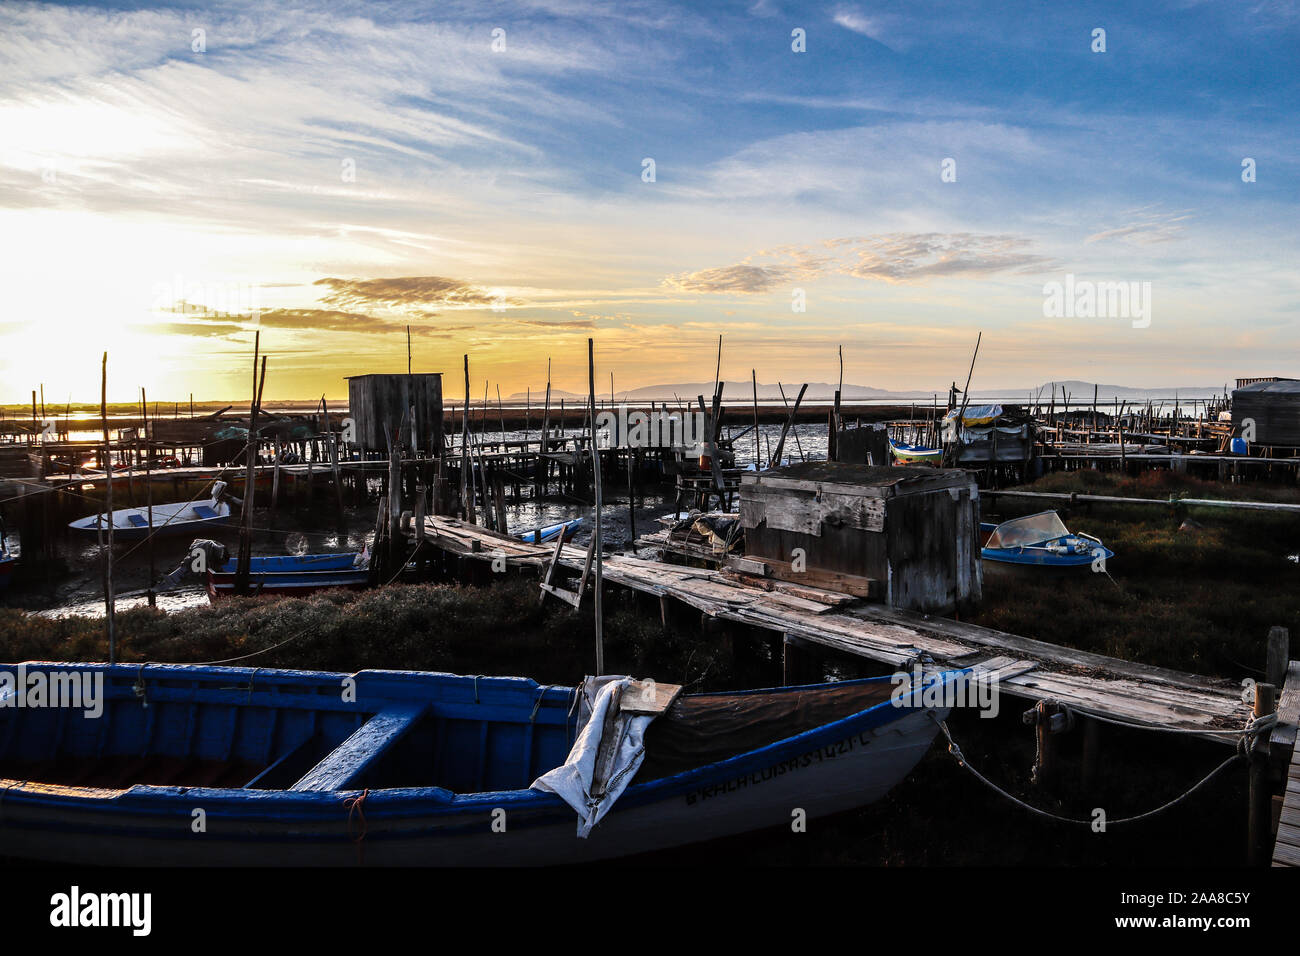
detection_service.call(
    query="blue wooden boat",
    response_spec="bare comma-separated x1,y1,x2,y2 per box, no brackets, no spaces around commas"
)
206,551,370,601
515,517,584,545
979,511,1114,568
0,662,958,865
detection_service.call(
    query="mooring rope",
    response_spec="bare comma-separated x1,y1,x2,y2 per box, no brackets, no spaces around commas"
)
343,788,369,866
929,711,1254,827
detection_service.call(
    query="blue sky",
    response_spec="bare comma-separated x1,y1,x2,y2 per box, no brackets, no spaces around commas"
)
0,0,1296,401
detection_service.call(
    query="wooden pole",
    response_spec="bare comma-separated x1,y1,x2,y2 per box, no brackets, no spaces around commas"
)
140,387,155,607
497,384,506,443
943,331,982,467
100,353,116,663
324,399,345,527
770,384,808,468
776,382,806,462
388,424,402,567
462,355,473,522
536,359,552,500
751,369,761,468
1267,627,1290,690
1249,681,1277,865
712,334,722,399
588,338,604,676
235,335,265,595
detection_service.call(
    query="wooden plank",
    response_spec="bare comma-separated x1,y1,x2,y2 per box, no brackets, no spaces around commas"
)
1274,822,1300,851
753,555,881,599
289,703,426,791
620,680,682,717
415,515,1249,743
846,603,1238,696
1272,840,1300,866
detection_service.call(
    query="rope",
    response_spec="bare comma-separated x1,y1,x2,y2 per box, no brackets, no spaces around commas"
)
529,684,556,722
1076,707,1272,737
930,712,1250,827
343,789,369,865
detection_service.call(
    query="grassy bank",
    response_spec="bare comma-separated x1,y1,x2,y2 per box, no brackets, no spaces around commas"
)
970,469,1300,677
0,577,739,692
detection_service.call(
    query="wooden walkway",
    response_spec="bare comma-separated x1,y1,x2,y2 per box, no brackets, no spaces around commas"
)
417,514,1253,745
1272,662,1300,866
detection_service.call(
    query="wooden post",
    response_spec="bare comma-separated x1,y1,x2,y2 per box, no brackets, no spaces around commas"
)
271,440,282,514
323,398,345,527
1249,682,1278,866
100,353,116,663
461,355,473,523
770,383,808,468
536,359,552,501
1081,716,1102,791
388,428,402,569
751,369,761,469
627,445,638,553
782,633,818,686
235,337,265,595
140,387,155,607
493,470,508,535
588,338,604,676
1267,627,1290,689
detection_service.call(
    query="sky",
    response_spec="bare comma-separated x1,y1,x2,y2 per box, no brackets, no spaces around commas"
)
0,0,1296,403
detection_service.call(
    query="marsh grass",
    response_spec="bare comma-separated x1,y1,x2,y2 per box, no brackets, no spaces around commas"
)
971,470,1300,676
0,576,735,691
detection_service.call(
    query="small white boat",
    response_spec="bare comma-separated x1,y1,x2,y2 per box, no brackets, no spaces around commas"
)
68,481,233,541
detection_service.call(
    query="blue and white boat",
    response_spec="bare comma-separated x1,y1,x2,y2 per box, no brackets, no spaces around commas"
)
69,481,232,541
888,440,943,465
514,517,584,545
979,511,1114,568
0,662,958,865
207,551,370,601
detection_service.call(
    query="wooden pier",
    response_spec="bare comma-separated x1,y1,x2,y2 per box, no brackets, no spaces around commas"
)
412,514,1252,745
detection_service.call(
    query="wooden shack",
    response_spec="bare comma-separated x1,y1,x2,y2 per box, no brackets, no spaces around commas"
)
739,461,981,614
345,373,443,454
1233,379,1300,447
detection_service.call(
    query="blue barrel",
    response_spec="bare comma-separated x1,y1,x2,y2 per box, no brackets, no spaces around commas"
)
1230,437,1249,455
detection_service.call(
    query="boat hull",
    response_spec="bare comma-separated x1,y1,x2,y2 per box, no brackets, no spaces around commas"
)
0,709,938,866
889,441,942,465
68,501,232,541
0,664,950,866
514,518,583,545
206,553,368,601
979,521,1114,569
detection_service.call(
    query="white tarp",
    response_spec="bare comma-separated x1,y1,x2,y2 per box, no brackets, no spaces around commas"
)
531,676,653,838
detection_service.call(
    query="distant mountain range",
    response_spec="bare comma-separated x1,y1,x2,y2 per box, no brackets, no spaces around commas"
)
504,379,1229,404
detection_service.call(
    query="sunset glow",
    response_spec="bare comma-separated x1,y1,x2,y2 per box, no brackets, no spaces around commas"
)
1,1,1296,402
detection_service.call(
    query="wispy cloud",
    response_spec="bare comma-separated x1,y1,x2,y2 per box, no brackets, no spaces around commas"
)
1085,207,1194,246
315,276,510,310
666,233,1055,293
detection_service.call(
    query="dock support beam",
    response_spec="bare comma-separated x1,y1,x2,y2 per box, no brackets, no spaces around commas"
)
1249,682,1277,866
